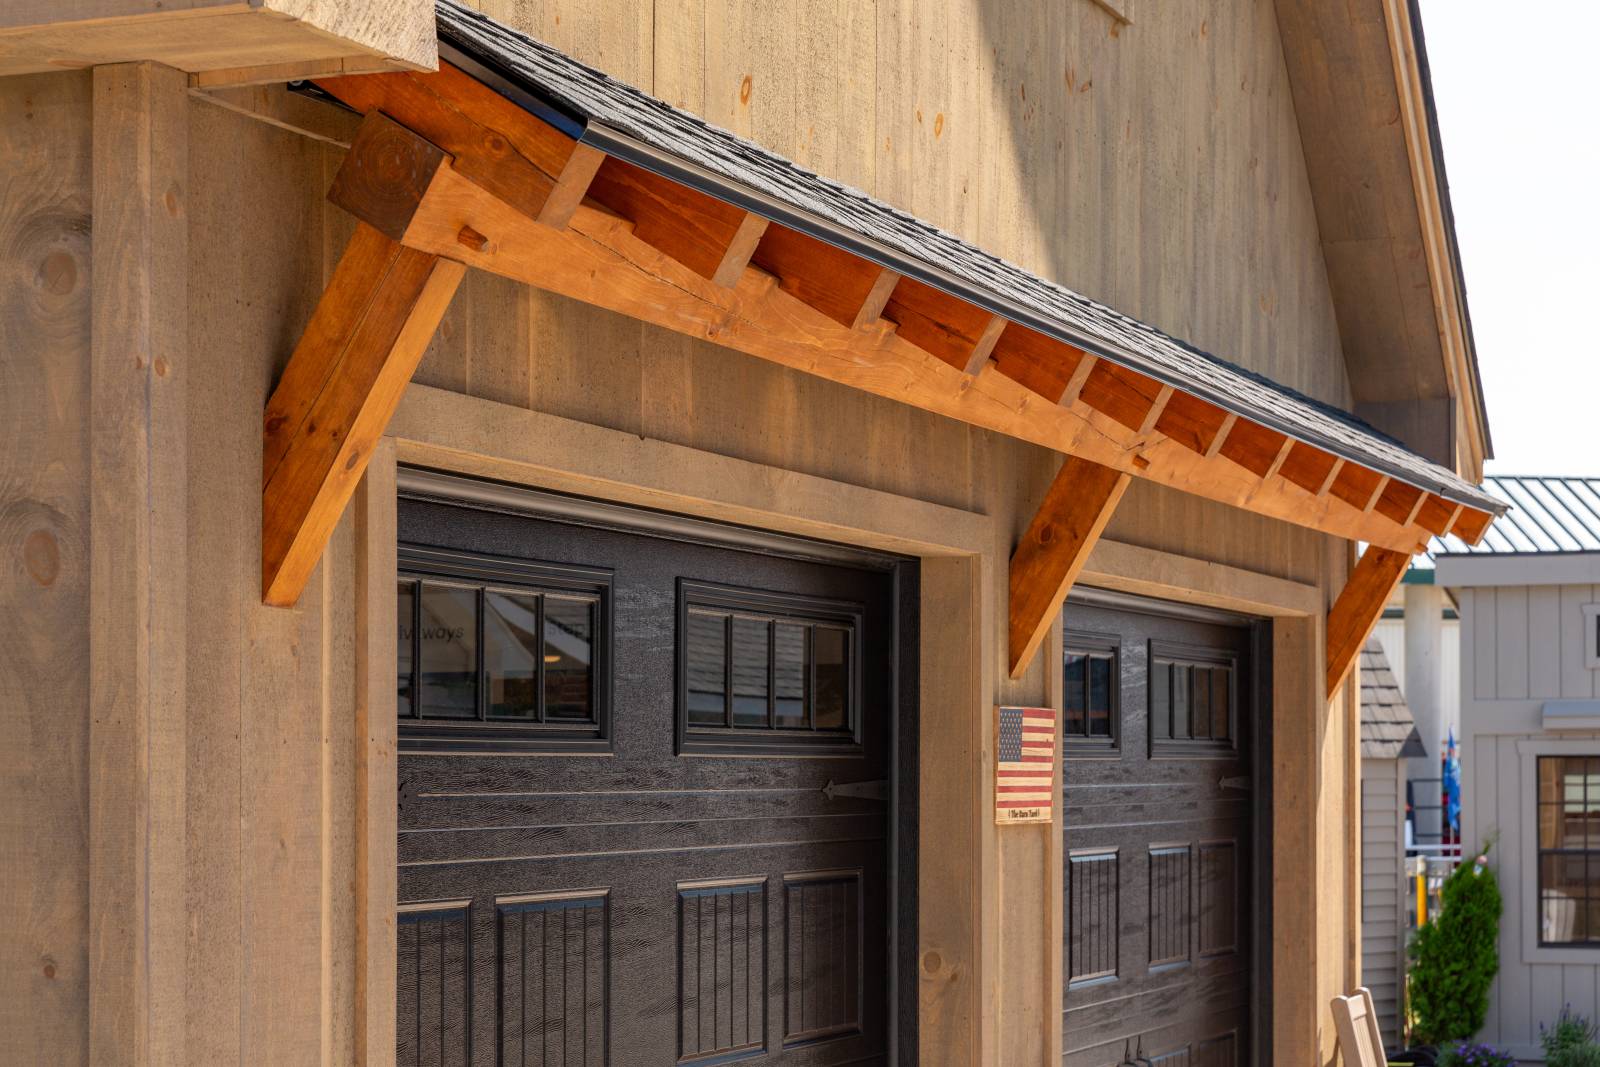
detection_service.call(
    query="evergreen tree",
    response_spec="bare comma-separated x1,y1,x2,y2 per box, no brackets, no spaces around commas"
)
1410,848,1503,1045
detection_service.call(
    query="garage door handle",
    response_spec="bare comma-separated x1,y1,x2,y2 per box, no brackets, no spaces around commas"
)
1219,775,1251,792
823,778,888,802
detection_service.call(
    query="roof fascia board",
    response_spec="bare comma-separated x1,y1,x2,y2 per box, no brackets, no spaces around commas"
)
1435,552,1600,589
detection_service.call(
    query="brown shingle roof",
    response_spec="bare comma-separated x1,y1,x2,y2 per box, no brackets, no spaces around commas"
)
1360,640,1426,760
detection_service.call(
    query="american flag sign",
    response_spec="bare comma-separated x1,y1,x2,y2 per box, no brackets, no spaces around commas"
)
995,706,1057,825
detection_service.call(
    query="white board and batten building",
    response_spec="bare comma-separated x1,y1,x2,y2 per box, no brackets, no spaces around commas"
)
1439,476,1600,1061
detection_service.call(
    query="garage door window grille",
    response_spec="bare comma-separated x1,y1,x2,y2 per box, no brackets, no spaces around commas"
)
1148,641,1237,758
677,579,864,757
1064,632,1120,755
397,544,612,753
1537,755,1600,946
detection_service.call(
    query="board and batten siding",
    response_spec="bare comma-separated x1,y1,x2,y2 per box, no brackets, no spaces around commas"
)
1458,584,1600,1062
0,0,1370,1059
1361,757,1408,1050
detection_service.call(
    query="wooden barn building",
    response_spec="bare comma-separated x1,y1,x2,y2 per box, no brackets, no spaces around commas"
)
0,0,1502,1064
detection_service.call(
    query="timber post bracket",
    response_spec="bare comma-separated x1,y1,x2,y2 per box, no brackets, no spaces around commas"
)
260,109,467,606
1008,454,1131,678
1324,546,1413,699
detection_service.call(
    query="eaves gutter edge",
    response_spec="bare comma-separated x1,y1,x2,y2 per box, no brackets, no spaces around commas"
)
438,38,1505,519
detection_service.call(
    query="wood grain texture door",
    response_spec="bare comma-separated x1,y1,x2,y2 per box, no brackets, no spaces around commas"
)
1062,598,1258,1067
394,494,899,1066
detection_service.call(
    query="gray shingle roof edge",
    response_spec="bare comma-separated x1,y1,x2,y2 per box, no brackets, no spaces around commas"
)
434,0,1504,517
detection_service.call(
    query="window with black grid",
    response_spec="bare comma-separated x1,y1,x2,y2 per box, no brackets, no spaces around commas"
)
677,579,864,756
1063,632,1119,754
1147,640,1237,758
396,545,613,753
1538,756,1600,946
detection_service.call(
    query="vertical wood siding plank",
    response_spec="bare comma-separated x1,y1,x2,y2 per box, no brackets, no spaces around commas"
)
1496,738,1527,1047
88,60,189,1067
1496,586,1530,700
1473,589,1498,701
0,68,93,1066
1529,586,1561,701
185,89,248,1067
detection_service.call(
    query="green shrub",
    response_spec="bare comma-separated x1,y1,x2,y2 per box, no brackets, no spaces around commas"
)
1408,847,1503,1044
1550,1047,1600,1067
1543,1004,1600,1063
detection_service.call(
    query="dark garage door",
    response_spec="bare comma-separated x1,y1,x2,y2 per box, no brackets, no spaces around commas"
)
1062,596,1262,1067
393,484,907,1066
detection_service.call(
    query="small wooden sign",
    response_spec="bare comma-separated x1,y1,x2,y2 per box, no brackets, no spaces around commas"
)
995,706,1057,825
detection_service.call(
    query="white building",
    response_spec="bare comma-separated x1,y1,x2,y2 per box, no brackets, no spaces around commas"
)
1437,475,1600,1061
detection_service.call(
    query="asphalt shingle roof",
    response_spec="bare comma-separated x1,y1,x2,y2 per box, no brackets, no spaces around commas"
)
1360,640,1426,760
434,0,1502,517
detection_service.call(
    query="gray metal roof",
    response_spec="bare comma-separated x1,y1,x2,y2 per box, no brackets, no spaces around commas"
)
1360,641,1426,760
1429,475,1600,557
433,0,1503,518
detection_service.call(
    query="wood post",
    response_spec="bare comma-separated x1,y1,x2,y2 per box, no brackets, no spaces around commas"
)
1007,455,1131,677
88,60,189,1067
1325,546,1412,697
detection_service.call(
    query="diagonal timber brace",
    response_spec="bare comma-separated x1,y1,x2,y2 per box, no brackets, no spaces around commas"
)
1008,455,1131,678
261,113,466,606
1324,546,1412,698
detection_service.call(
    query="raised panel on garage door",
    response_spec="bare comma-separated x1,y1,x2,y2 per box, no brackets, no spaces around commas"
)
394,487,907,1066
1062,597,1259,1067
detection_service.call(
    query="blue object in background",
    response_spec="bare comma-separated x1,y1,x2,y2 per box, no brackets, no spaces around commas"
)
1443,728,1462,840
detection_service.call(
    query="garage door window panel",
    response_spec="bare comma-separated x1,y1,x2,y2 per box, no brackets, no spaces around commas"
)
1149,641,1238,758
397,547,613,752
1064,632,1120,755
678,580,864,756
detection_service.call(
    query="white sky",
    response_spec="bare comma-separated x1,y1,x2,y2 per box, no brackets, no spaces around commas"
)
1417,0,1600,477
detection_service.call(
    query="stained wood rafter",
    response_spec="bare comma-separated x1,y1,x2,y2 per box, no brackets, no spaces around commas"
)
257,63,1496,608
308,70,1485,552
1009,456,1131,677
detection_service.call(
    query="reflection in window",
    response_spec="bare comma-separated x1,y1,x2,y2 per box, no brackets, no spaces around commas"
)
1150,648,1235,753
813,626,850,731
679,588,859,746
732,616,771,727
1064,636,1118,751
398,581,415,717
1538,756,1600,946
543,596,594,721
485,590,539,718
397,577,600,728
419,583,477,719
686,610,728,725
774,624,807,728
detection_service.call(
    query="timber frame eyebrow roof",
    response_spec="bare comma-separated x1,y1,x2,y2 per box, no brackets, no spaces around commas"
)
261,0,1500,695
430,0,1501,519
